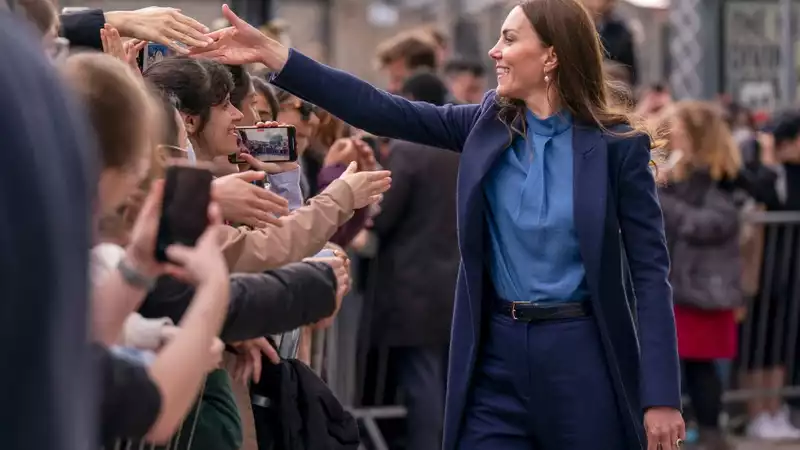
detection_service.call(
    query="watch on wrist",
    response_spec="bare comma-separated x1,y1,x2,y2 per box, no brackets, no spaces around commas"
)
118,257,157,292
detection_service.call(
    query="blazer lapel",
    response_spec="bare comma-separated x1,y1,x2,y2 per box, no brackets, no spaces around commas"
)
456,111,519,334
572,125,608,294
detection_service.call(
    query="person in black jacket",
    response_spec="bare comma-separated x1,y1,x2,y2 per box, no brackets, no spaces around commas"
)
139,262,340,343
581,0,638,86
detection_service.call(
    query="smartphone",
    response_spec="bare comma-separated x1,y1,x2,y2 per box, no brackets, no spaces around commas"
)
228,126,297,164
155,166,213,262
139,42,171,72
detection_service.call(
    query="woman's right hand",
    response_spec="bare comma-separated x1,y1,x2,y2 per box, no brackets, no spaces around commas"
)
304,253,351,329
188,4,289,70
338,162,392,209
100,24,146,71
213,171,289,227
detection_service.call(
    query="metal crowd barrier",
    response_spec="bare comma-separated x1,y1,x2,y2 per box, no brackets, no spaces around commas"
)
730,211,800,404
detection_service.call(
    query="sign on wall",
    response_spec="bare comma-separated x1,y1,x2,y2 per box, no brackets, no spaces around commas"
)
724,1,800,111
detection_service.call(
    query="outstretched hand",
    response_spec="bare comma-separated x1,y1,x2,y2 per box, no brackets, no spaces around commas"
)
188,4,289,70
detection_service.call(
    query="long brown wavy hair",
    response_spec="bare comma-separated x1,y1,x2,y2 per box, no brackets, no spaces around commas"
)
665,101,742,182
497,0,656,149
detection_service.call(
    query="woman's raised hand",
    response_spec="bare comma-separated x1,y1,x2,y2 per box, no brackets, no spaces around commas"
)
104,7,213,54
189,4,289,70
100,24,146,71
337,161,392,209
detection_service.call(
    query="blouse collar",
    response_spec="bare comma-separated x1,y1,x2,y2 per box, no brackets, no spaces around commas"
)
525,109,573,137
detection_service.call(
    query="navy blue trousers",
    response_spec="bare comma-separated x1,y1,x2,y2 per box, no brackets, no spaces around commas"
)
458,310,627,450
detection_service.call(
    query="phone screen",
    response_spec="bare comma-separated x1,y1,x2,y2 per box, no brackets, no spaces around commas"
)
140,42,171,72
155,166,213,262
229,127,297,164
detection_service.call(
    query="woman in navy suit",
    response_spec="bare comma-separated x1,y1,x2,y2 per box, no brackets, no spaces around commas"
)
193,1,685,448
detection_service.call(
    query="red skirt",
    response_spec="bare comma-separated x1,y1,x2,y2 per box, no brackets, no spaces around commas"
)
674,305,738,360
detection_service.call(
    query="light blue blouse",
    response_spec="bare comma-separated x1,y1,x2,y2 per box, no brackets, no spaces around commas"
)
483,110,588,302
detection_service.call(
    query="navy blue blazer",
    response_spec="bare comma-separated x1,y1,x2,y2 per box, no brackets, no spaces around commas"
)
272,50,681,450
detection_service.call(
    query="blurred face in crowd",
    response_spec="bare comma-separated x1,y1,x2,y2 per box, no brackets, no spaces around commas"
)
669,117,691,157
254,92,274,123
185,94,244,157
383,58,411,95
277,94,320,156
489,6,555,102
447,71,487,104
237,81,260,126
99,147,152,218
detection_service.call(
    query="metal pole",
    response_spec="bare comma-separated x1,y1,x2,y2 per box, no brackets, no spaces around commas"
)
780,0,795,108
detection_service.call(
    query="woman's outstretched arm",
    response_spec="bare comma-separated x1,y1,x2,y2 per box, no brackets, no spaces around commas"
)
190,4,485,152
270,50,484,151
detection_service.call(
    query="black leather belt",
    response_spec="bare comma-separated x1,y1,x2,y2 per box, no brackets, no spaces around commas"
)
495,301,591,322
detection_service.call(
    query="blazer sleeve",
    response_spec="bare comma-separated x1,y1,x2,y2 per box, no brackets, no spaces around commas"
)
59,10,105,50
220,178,355,272
271,50,483,152
617,134,681,411
138,262,336,343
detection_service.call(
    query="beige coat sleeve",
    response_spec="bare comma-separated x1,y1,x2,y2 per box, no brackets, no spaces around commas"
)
219,178,355,272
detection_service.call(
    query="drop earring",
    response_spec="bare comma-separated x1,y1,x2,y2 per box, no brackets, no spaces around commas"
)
544,74,550,83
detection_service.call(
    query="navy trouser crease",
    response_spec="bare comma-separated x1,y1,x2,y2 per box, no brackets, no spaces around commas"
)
458,311,627,450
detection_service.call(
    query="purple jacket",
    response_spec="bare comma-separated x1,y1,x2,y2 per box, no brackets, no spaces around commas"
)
317,163,368,247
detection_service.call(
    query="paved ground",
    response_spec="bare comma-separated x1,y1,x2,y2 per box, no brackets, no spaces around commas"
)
733,438,800,449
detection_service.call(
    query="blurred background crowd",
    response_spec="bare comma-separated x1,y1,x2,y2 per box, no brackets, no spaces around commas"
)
4,0,800,449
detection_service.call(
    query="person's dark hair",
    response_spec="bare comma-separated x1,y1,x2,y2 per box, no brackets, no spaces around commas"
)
401,71,449,106
62,52,156,170
227,65,252,110
252,76,279,121
444,59,485,78
143,57,234,134
375,32,438,71
767,110,800,147
498,0,650,145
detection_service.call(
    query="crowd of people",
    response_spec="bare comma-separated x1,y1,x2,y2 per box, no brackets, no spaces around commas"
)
4,0,800,449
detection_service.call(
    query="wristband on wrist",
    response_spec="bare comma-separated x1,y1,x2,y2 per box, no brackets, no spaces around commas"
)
118,257,157,292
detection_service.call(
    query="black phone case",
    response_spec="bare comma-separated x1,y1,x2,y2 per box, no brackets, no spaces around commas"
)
154,166,213,262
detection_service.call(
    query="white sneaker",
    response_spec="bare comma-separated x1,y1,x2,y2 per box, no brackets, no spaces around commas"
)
747,412,786,440
773,406,800,439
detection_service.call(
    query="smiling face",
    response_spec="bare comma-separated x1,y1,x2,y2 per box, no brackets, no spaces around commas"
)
277,95,320,156
488,6,556,102
185,94,244,158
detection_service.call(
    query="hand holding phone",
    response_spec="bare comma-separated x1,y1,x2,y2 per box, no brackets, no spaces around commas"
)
155,166,213,262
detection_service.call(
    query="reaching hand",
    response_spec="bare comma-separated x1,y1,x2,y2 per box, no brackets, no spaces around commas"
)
100,24,146,71
337,162,392,209
324,138,359,167
304,254,351,329
188,4,289,70
213,171,289,227
231,337,280,384
105,6,213,54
